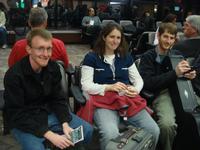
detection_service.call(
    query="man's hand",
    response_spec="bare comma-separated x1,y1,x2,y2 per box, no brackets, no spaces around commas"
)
183,70,196,79
62,122,74,140
175,60,191,77
175,60,197,79
44,131,74,149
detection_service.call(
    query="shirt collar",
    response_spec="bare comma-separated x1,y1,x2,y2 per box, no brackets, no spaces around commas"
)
188,35,200,39
155,46,170,64
100,53,120,63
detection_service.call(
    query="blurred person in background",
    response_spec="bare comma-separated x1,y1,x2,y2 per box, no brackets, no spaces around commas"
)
8,7,69,68
0,2,8,49
82,7,101,48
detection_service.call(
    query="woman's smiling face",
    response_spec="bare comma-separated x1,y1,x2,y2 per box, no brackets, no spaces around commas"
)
104,28,121,54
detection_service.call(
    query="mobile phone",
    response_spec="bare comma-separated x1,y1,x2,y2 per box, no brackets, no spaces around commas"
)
190,65,199,70
70,126,84,144
184,65,199,74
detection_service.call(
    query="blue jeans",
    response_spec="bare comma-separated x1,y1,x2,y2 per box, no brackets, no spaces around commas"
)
94,108,160,150
11,112,93,150
0,27,7,45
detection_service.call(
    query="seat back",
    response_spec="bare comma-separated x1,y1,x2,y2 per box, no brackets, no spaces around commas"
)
101,19,116,28
0,89,9,135
120,20,137,47
0,90,4,111
120,20,133,26
156,21,162,28
56,61,69,102
70,65,86,112
148,31,156,45
132,31,156,57
120,20,135,35
176,22,183,32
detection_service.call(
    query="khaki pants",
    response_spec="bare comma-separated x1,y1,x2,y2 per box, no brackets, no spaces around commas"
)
153,90,177,150
196,95,200,105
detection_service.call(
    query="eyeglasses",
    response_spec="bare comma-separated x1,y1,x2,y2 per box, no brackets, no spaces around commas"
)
31,46,52,53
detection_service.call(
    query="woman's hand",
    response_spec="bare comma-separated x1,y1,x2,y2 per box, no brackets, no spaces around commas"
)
124,86,138,97
105,82,127,92
105,83,139,97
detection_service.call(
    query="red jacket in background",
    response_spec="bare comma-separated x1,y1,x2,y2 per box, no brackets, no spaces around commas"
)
8,38,69,68
77,92,148,124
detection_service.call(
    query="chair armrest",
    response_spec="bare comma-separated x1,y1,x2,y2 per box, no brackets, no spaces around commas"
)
70,85,86,105
56,61,74,75
65,63,75,75
0,90,4,110
140,89,155,105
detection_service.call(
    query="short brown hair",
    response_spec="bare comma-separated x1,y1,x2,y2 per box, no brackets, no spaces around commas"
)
158,22,177,36
26,28,52,47
29,7,48,27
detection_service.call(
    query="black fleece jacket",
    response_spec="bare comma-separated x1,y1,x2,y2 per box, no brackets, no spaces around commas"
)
4,56,72,137
139,49,177,96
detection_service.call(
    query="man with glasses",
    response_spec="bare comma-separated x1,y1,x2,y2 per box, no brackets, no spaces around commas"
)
8,7,69,68
4,29,93,150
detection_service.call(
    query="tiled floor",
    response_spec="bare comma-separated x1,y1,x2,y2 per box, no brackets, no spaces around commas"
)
0,44,92,150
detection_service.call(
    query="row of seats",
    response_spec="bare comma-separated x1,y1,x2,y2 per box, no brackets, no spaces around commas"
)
156,21,183,32
82,19,136,48
82,19,151,54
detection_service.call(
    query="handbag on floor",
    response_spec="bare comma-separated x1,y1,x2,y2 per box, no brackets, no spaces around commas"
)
105,125,154,150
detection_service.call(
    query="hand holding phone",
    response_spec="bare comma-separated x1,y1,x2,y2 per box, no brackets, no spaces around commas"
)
184,65,199,74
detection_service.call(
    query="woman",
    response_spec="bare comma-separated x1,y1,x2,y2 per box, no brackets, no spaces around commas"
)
81,23,160,150
0,2,7,49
